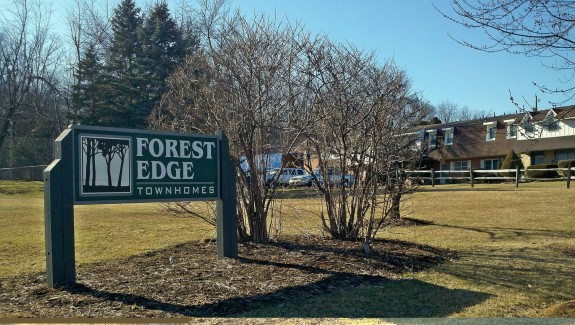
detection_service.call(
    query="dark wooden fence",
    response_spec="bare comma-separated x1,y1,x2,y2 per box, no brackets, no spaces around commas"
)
405,166,575,189
0,165,48,181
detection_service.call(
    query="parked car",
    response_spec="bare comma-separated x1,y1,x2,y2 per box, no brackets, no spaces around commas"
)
266,168,307,187
288,174,313,187
313,168,355,187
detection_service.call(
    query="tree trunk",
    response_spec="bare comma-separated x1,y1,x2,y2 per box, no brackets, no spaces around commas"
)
0,107,17,155
84,140,92,187
390,192,401,221
91,141,97,186
117,152,125,187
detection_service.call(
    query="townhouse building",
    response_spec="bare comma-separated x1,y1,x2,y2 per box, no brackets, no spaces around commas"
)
417,106,575,172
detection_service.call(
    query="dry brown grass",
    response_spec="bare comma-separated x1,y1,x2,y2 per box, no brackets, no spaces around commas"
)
376,182,575,317
0,181,213,278
240,182,575,317
1,180,574,317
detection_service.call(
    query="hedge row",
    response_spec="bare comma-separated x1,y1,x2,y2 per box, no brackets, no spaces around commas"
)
525,164,559,178
558,159,575,177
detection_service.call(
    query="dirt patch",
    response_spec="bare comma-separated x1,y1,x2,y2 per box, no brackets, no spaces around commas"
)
0,236,456,318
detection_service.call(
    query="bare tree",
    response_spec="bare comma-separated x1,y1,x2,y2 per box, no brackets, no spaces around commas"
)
458,104,488,121
436,100,488,123
151,5,311,243
439,0,575,101
66,0,113,62
151,0,429,250
436,100,459,123
0,0,65,160
297,39,427,251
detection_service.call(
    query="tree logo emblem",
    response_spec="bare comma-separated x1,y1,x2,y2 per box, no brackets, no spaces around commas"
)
79,135,131,195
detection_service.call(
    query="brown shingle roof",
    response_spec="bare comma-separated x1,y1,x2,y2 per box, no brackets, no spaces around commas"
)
415,106,575,161
554,105,575,120
426,122,516,160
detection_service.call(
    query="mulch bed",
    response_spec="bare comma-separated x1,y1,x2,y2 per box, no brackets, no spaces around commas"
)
0,236,456,318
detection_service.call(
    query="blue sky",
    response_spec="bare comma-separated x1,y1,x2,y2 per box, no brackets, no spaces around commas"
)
229,0,573,116
46,0,573,116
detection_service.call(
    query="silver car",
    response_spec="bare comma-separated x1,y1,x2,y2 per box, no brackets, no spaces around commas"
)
266,168,307,187
288,174,313,187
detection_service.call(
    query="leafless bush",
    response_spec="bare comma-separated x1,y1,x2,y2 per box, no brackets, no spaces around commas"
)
294,39,428,251
151,3,312,243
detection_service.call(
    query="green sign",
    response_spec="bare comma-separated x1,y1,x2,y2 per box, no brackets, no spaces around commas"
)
73,126,220,203
45,126,237,288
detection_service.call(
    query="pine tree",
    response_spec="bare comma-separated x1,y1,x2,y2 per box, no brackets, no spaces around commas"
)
139,1,187,120
70,44,105,126
104,0,145,128
501,150,524,177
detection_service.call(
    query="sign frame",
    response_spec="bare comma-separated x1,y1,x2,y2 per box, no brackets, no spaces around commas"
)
44,126,237,288
71,125,221,204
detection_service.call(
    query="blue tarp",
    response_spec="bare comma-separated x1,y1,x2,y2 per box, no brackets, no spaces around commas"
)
240,153,283,172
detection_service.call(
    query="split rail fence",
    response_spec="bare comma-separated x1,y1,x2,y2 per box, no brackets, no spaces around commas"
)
405,166,575,189
0,165,48,181
2,165,574,189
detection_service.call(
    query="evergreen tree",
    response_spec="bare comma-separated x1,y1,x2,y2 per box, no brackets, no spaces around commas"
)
139,1,187,120
501,150,524,177
428,116,442,125
70,44,105,125
104,0,145,128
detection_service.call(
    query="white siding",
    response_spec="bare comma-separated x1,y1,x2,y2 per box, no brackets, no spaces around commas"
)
517,118,575,140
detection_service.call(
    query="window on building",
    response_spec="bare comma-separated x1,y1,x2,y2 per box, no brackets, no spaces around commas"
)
556,151,575,163
533,153,545,165
544,115,558,131
427,130,437,149
506,124,517,138
486,125,496,141
482,159,501,170
523,121,535,134
415,130,424,150
542,110,558,131
443,128,454,145
519,113,535,135
452,160,470,171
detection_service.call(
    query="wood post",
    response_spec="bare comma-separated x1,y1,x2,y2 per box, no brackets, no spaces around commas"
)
567,162,572,189
216,131,238,259
431,168,435,187
470,169,474,188
515,166,520,188
44,129,76,288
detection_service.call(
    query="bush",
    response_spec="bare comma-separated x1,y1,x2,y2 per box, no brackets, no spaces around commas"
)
525,164,559,179
501,150,524,177
557,160,575,177
473,170,501,184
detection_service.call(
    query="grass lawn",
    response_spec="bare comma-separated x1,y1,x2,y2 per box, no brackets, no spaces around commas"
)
242,182,575,318
1,180,574,317
394,182,575,317
0,181,214,278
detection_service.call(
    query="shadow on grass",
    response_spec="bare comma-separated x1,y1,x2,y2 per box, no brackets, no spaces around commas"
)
234,258,492,318
248,278,491,318
437,247,575,300
64,260,490,318
419,219,575,241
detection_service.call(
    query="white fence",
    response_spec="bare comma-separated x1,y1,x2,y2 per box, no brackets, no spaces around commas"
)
405,167,575,189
